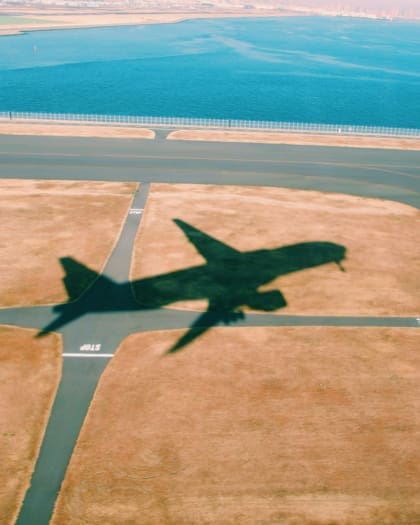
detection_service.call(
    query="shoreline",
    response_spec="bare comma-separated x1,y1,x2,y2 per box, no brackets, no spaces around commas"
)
1,8,418,38
0,120,418,150
0,10,299,37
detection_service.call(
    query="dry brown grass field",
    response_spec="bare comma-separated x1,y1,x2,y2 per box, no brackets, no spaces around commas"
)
131,183,419,316
51,327,420,525
1,122,418,150
0,122,155,140
0,179,138,307
0,326,61,525
168,129,420,150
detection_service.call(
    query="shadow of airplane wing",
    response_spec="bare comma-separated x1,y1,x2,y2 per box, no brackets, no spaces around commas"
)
166,310,215,354
167,306,245,354
173,219,240,260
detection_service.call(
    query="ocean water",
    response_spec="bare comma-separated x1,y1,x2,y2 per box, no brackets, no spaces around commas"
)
0,16,419,127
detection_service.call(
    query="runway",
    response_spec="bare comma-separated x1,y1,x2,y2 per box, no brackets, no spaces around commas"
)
0,135,419,524
1,135,419,207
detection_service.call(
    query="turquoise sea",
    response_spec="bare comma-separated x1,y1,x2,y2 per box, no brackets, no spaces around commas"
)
0,16,419,127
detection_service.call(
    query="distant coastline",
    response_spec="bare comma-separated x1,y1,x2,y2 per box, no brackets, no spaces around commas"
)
0,10,299,37
0,8,418,38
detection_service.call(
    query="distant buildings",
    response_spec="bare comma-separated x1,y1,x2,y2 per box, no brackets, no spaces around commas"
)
0,0,418,20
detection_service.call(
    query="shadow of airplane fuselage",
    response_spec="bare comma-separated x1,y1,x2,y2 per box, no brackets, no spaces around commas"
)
39,219,346,353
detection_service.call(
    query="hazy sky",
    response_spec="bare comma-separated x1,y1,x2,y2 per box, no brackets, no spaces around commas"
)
6,0,420,13
287,0,419,9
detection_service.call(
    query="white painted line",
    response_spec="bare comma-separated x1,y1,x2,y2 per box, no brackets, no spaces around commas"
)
63,353,113,358
129,208,143,215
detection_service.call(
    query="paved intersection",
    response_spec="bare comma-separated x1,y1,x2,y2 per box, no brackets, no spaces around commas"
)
0,135,419,524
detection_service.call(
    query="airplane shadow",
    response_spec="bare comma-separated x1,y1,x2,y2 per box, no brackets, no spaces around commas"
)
39,219,346,354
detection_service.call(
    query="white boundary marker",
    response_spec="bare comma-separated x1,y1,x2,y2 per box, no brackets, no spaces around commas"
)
63,353,113,358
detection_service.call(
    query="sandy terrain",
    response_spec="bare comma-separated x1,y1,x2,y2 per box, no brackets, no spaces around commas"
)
0,10,295,36
168,129,420,150
0,179,138,307
0,29,20,36
131,183,420,316
0,122,155,140
0,326,61,525
51,326,420,525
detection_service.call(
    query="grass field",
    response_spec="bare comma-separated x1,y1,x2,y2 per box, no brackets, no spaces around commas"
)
168,129,420,151
0,16,50,25
0,326,61,525
0,179,138,307
131,184,419,316
51,326,420,524
0,122,156,140
2,180,418,523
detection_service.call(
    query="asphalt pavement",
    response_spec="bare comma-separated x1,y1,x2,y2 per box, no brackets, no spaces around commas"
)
0,135,419,524
1,135,419,206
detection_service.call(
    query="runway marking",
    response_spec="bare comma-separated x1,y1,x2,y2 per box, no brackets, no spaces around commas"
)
80,343,101,351
129,208,143,215
63,353,113,358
